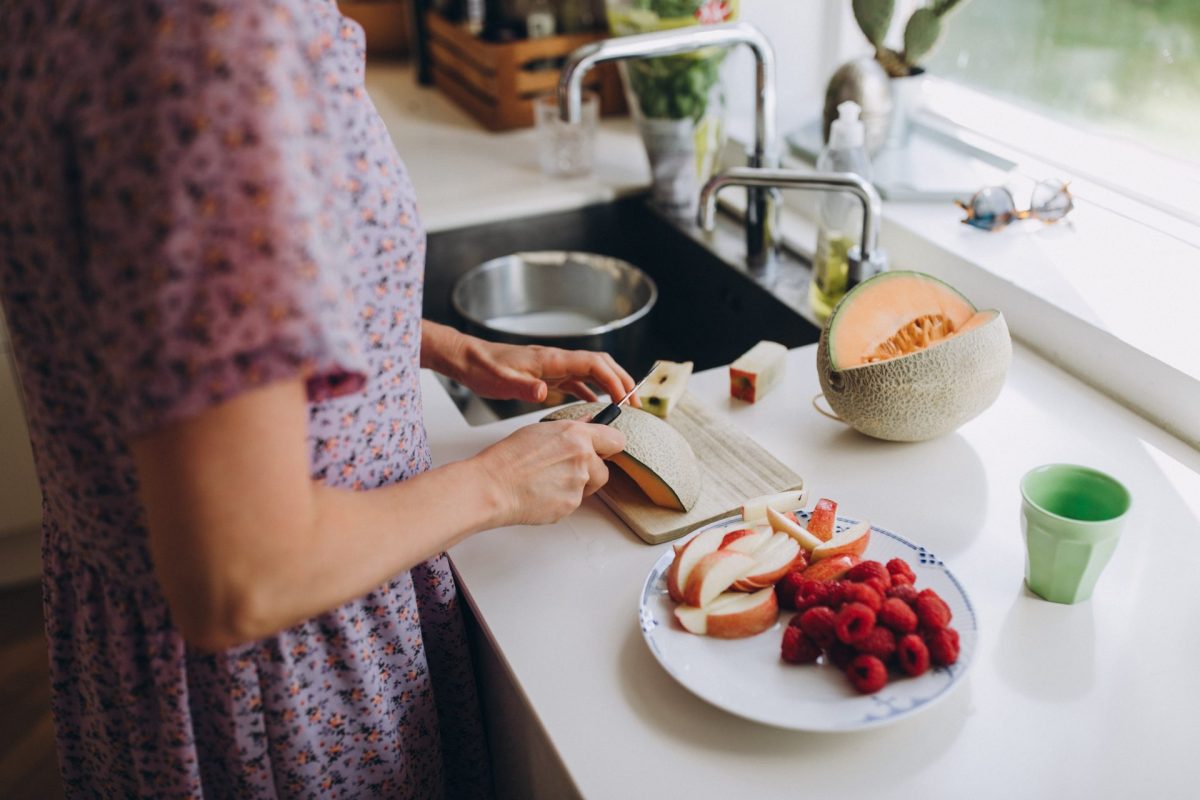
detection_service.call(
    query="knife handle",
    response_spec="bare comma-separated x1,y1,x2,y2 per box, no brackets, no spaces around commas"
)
590,403,622,426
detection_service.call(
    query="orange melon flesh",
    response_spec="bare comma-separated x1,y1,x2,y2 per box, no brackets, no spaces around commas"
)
609,452,687,511
862,309,997,364
827,272,977,369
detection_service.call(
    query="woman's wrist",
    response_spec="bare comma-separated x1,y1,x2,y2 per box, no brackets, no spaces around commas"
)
420,320,473,382
450,451,513,532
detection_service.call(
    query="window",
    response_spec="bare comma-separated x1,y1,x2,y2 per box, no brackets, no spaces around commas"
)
922,0,1200,227
928,0,1198,167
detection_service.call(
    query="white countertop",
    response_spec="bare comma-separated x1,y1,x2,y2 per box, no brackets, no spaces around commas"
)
363,63,1200,796
365,66,650,234
425,346,1200,798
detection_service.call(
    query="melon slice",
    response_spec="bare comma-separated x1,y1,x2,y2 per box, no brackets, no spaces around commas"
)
542,403,701,511
816,271,1012,442
637,360,692,419
730,341,786,403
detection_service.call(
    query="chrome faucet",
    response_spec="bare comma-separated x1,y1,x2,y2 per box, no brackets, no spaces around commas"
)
699,167,888,284
557,22,778,268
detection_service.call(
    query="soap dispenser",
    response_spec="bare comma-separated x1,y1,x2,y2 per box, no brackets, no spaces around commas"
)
809,100,873,322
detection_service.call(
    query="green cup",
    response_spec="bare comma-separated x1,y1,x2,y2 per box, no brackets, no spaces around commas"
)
1019,464,1131,604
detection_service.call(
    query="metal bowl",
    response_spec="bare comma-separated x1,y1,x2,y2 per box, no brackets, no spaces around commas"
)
451,251,657,354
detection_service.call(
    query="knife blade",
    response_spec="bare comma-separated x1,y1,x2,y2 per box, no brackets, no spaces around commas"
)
590,361,661,426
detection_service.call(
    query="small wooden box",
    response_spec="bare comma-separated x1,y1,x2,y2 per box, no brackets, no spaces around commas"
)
426,11,626,131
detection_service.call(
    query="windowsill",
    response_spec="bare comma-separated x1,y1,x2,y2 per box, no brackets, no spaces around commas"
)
720,112,1200,449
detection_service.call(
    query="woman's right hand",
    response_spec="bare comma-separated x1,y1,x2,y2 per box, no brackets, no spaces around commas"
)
476,420,626,526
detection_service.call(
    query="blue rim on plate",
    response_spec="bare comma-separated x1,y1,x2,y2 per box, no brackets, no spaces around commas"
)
639,512,978,731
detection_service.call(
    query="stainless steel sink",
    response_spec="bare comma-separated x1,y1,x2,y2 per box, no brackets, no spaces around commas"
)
423,193,821,424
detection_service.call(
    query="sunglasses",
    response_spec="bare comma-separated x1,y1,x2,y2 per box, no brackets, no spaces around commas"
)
955,180,1074,231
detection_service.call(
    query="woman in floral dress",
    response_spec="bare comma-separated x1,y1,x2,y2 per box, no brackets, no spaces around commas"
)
0,1,632,797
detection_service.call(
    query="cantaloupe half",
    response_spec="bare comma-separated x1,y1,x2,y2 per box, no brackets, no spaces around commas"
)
816,271,1012,442
541,403,701,511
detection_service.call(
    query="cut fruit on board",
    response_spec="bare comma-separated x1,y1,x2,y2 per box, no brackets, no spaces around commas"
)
564,393,805,545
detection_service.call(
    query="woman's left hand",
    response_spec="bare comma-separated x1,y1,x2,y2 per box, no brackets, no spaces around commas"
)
422,321,638,406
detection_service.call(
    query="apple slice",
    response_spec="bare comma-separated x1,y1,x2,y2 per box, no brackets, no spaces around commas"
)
718,528,755,549
674,588,779,638
740,489,808,523
809,520,871,562
731,533,805,591
766,506,823,553
673,592,743,634
666,525,729,602
682,550,757,607
807,498,838,542
719,526,773,555
801,553,860,582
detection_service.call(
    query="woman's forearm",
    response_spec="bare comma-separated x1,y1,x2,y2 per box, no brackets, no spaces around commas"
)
133,377,507,650
235,459,507,648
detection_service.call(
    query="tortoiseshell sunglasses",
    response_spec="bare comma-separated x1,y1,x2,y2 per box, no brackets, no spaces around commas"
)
956,180,1074,231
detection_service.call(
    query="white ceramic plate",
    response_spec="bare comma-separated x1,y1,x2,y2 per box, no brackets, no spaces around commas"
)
638,513,978,731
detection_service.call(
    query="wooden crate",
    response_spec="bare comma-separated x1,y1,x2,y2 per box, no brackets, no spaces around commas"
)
341,1,413,58
425,11,626,131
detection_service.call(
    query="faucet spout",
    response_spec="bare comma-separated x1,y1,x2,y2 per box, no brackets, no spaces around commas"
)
558,22,779,267
699,167,886,281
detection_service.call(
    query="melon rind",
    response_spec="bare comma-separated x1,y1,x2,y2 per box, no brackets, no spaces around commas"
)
817,309,1012,442
541,403,701,511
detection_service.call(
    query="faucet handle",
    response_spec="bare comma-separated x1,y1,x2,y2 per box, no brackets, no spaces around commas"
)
848,246,888,288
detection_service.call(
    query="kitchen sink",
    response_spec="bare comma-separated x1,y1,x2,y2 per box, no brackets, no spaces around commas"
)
423,193,821,423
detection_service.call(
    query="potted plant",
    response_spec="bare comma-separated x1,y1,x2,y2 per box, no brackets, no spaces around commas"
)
854,0,965,78
605,0,740,221
829,0,968,150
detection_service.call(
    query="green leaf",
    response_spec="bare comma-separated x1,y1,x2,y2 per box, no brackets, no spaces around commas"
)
903,7,943,66
852,0,894,47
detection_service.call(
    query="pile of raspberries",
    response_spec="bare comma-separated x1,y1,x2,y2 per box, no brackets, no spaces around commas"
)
778,558,961,694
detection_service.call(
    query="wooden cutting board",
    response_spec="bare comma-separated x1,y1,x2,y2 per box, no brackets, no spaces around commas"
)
597,393,804,545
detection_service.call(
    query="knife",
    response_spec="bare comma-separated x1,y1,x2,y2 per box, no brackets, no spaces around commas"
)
590,361,661,426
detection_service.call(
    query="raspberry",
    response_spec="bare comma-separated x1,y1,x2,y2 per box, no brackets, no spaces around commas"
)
878,597,919,634
841,582,882,612
781,625,822,664
845,654,889,694
887,584,919,604
854,625,896,662
896,634,931,676
825,640,857,670
888,572,915,587
914,589,953,630
886,558,916,585
863,578,891,596
792,579,830,611
835,602,876,644
797,606,838,649
845,560,891,590
775,570,808,610
926,627,961,666
824,580,851,608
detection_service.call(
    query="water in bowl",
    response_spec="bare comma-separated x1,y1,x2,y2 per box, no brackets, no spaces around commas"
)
485,309,608,336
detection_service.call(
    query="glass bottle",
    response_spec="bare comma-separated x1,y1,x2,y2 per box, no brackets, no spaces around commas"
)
809,101,873,322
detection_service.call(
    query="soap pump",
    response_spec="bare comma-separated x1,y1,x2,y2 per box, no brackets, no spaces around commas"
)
809,100,874,322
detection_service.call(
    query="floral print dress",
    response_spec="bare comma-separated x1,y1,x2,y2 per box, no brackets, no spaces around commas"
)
0,1,489,797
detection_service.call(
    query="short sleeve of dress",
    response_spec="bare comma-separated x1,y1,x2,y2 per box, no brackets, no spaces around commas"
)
72,2,367,437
